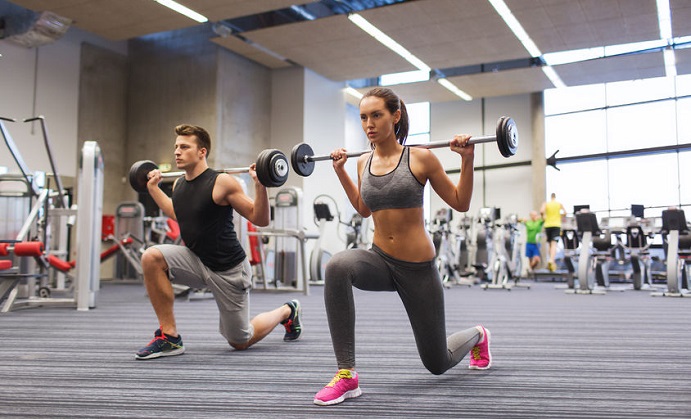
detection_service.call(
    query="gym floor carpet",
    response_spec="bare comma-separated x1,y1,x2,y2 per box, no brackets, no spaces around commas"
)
0,280,689,418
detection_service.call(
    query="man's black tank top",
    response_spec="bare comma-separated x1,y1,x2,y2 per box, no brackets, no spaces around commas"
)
172,168,246,271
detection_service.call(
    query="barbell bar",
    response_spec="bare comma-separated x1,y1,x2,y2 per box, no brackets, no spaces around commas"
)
291,116,518,177
128,148,289,193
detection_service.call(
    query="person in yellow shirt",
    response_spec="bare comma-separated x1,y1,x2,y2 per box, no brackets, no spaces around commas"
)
540,193,566,272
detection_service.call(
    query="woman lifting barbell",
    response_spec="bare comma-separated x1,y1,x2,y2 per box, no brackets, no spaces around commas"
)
132,123,302,361
312,87,493,406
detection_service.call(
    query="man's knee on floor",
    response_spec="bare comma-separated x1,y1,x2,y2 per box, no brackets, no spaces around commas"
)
228,339,251,351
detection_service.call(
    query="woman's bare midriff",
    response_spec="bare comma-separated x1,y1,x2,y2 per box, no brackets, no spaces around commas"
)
370,207,436,262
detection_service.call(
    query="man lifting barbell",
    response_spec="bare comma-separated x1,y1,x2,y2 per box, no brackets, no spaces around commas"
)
129,149,289,192
132,124,302,361
311,87,494,406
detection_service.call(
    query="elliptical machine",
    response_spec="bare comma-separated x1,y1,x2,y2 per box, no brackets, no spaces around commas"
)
309,198,334,285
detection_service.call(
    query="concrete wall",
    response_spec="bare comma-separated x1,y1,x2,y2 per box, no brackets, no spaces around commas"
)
430,94,538,221
78,43,128,214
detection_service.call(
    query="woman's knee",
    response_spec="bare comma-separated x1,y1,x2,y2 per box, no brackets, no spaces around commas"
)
423,359,447,375
325,251,357,279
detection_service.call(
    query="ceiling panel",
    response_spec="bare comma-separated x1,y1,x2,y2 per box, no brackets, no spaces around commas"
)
183,0,301,22
7,0,301,40
448,67,555,99
5,0,691,102
553,52,665,87
242,14,417,81
672,0,691,38
210,36,292,69
363,0,529,70
9,0,194,39
509,0,659,54
353,80,461,105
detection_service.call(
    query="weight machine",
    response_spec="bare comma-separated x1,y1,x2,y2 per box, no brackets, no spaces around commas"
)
247,187,311,295
1,141,103,311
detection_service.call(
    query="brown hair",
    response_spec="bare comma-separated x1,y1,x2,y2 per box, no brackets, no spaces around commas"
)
361,87,409,145
175,124,211,158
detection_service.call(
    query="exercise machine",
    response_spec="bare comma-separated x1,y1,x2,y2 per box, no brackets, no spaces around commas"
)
482,214,529,290
566,211,626,295
309,196,334,285
248,187,311,295
652,209,691,297
431,208,472,288
472,207,497,283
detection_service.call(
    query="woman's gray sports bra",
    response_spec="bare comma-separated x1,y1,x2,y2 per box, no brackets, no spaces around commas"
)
360,147,425,212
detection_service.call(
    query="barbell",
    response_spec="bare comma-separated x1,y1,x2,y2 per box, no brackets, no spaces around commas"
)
128,148,289,193
291,116,518,177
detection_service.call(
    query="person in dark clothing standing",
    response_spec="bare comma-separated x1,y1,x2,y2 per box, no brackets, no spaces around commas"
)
135,124,301,360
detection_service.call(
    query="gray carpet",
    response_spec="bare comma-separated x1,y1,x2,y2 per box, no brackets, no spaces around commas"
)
1,280,690,418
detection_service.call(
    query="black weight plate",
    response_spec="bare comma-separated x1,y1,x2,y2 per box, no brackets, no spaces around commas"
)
129,160,158,193
255,149,271,187
290,143,315,177
496,117,509,158
266,149,289,187
503,117,518,157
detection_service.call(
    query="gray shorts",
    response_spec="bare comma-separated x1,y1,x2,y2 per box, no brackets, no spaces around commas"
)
154,244,254,345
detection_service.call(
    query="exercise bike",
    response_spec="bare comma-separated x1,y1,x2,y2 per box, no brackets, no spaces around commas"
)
309,199,334,285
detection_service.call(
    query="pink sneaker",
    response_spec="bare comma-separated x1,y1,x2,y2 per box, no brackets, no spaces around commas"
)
468,326,492,370
313,369,362,406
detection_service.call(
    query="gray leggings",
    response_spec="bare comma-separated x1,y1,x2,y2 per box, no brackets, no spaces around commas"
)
324,245,481,375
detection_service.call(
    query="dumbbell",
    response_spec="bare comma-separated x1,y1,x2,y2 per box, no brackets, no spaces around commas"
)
291,116,518,177
128,149,289,193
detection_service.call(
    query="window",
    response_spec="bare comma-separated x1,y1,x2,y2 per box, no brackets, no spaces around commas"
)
406,101,431,220
544,74,689,217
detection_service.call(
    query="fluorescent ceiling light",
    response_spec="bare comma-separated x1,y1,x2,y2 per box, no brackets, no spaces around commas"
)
543,47,604,66
437,79,472,101
348,14,430,72
606,39,667,55
290,5,316,21
154,0,208,23
541,66,566,89
656,0,676,77
488,0,541,57
380,70,430,86
488,0,565,88
345,87,363,100
657,0,672,40
544,39,669,66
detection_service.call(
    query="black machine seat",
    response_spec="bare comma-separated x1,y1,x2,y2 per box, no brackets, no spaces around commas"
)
592,231,612,252
661,209,688,235
626,225,648,250
561,229,579,250
661,209,691,256
575,212,601,234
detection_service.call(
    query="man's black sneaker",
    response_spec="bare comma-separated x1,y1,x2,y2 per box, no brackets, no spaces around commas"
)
135,328,185,360
281,300,302,342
